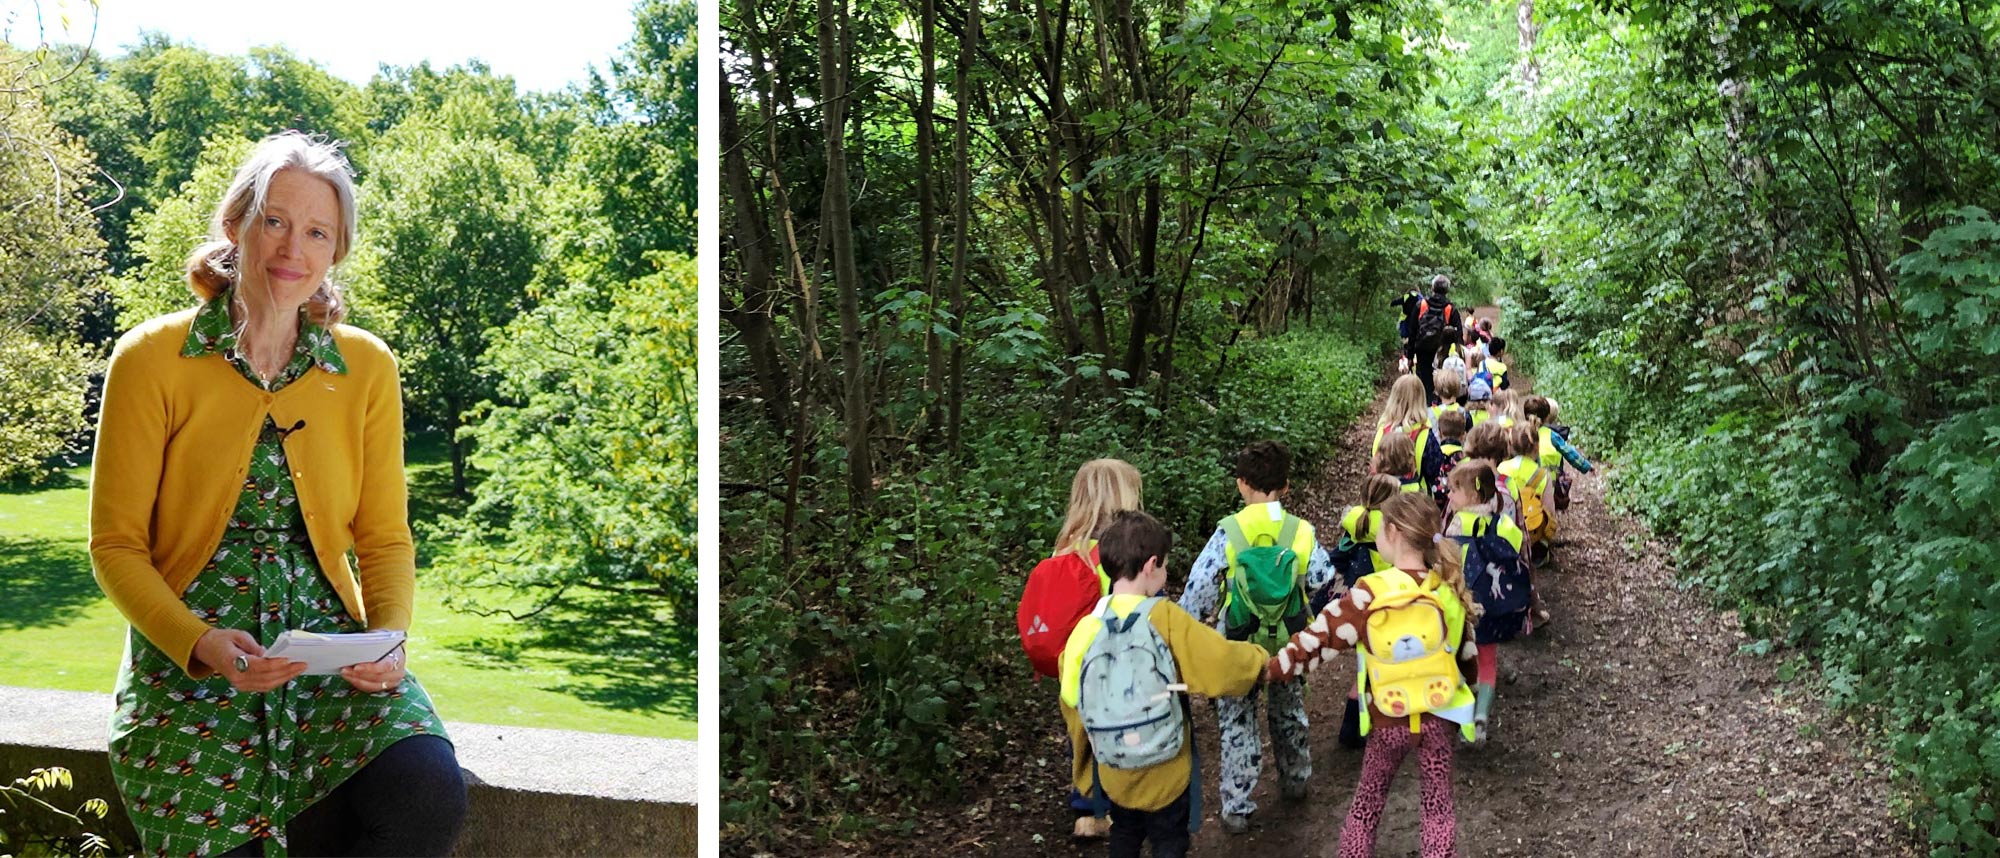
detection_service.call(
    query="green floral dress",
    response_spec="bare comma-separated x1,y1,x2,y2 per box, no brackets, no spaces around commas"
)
108,292,448,858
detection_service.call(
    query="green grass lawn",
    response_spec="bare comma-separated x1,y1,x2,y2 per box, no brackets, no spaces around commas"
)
0,437,694,741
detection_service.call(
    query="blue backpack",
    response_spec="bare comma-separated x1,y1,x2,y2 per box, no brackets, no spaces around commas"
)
1469,360,1495,399
1453,510,1530,642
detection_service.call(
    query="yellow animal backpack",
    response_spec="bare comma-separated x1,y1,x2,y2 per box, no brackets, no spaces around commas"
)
1358,569,1467,734
1498,456,1555,543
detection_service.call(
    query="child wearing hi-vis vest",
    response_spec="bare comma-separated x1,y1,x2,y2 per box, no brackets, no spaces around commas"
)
1371,431,1424,495
1430,409,1470,513
1264,493,1480,858
1430,372,1469,425
1444,461,1527,740
1018,458,1143,840
1373,375,1445,494
1061,510,1268,858
1330,473,1401,749
1178,440,1340,835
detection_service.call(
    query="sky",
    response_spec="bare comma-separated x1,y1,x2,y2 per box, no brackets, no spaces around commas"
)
6,0,638,93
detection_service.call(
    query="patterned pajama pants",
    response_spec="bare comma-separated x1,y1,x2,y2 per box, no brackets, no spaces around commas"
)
1216,679,1310,817
1339,713,1457,858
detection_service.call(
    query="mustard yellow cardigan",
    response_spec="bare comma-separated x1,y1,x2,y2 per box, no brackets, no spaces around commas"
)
90,308,415,678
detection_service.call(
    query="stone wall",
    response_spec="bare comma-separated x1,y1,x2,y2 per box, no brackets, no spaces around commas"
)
0,685,696,856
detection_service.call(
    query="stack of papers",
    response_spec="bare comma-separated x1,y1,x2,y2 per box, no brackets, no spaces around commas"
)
264,629,406,675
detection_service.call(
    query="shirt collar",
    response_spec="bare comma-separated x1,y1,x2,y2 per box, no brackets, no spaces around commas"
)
180,287,347,375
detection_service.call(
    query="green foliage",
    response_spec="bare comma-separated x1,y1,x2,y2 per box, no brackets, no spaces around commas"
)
578,0,698,268
720,329,1379,841
440,253,699,624
1481,0,2000,847
0,333,98,485
351,126,544,484
0,58,108,483
101,136,254,329
0,766,117,858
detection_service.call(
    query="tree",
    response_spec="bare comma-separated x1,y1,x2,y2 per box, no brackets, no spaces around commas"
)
0,51,109,482
442,254,698,622
354,127,543,494
101,135,254,329
578,0,699,276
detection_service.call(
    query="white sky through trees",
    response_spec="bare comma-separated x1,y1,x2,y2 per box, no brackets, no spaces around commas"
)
6,0,636,93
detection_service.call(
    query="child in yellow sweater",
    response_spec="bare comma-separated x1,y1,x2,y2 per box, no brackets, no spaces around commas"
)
1061,510,1269,857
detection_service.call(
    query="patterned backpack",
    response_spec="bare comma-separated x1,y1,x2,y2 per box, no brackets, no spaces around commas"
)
1076,597,1185,769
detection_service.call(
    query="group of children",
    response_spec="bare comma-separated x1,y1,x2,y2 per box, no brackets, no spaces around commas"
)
1015,306,1594,857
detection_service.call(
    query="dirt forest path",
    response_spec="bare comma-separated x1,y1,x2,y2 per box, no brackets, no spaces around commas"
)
936,306,1918,857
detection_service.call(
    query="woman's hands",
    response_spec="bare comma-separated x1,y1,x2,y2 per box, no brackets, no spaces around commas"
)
194,628,307,692
340,642,407,693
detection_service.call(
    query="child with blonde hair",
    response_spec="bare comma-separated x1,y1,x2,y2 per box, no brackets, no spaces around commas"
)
1487,390,1522,429
1430,372,1468,427
1495,425,1556,625
1373,375,1445,494
1265,493,1480,858
1019,458,1144,839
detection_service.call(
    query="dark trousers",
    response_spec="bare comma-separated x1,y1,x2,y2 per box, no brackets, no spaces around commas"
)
220,734,467,857
1418,355,1439,403
1107,787,1191,858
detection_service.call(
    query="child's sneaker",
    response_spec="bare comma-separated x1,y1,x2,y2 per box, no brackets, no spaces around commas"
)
1221,812,1251,835
1472,683,1495,743
1281,779,1311,802
1071,815,1110,839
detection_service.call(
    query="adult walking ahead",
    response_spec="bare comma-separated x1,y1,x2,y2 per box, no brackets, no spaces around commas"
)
1411,275,1458,404
90,132,466,857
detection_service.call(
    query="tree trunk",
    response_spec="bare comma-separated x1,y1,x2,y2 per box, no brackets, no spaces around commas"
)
720,83,797,438
1517,0,1539,89
919,0,944,442
1036,0,1086,358
947,0,978,455
1114,0,1161,385
820,0,873,506
445,402,468,497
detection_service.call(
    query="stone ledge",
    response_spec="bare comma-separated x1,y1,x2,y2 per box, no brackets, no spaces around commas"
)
0,684,695,856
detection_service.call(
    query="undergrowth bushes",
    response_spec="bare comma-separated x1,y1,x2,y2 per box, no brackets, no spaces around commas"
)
1518,209,2000,856
720,326,1380,844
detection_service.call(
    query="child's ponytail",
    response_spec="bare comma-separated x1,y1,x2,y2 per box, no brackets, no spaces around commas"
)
1363,473,1400,511
1356,473,1400,540
1524,395,1551,431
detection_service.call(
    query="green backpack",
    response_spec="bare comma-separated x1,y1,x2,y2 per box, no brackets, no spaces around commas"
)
1219,515,1309,654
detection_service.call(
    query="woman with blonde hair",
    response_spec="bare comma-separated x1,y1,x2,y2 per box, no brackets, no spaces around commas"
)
92,132,464,857
1018,458,1144,839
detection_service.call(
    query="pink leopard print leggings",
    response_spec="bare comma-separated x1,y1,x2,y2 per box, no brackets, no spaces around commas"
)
1338,713,1457,858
